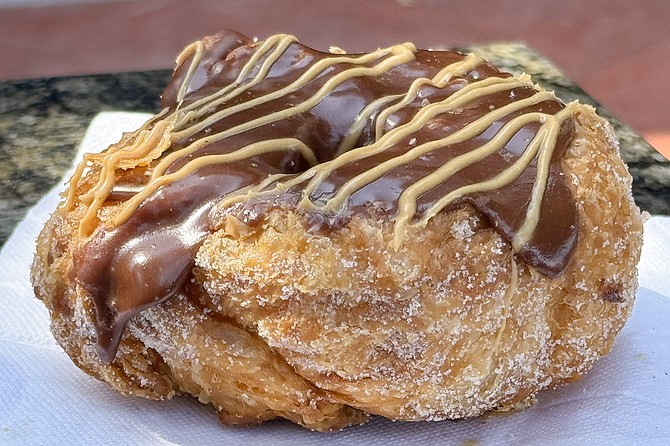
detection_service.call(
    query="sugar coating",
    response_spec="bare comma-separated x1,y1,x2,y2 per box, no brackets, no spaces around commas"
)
188,107,642,421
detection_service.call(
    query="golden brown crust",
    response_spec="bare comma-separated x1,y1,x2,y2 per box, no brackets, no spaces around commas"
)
189,106,642,420
32,98,642,429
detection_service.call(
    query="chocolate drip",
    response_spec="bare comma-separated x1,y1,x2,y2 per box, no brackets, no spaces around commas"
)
71,31,578,362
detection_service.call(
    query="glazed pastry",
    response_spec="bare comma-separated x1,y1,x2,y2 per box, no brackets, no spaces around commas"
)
31,30,644,431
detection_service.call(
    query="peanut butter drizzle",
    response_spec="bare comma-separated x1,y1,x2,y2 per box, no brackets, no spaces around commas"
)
67,31,578,362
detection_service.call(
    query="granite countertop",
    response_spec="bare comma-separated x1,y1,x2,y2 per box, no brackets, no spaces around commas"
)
1,43,669,247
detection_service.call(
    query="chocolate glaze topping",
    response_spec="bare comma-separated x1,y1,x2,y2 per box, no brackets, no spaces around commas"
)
66,31,578,362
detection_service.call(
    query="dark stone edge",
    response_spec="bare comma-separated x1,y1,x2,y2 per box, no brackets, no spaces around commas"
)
1,44,667,248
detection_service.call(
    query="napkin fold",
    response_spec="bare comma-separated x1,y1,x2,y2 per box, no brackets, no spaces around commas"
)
1,112,669,446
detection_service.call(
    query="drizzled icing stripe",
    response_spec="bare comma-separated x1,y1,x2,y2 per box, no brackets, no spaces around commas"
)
512,111,567,251
334,55,483,157
65,35,420,238
213,90,574,253
64,33,574,258
156,43,415,176
373,53,484,140
174,34,299,119
175,40,205,104
111,138,318,226
212,76,527,211
309,92,557,212
65,111,172,238
400,104,577,250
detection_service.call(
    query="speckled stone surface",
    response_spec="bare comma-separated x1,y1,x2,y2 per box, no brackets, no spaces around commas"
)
1,43,668,246
0,71,170,246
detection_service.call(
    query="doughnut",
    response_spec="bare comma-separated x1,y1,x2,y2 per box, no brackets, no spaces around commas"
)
31,30,644,431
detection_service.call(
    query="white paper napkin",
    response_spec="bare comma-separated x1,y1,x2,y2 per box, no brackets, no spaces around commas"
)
1,112,669,446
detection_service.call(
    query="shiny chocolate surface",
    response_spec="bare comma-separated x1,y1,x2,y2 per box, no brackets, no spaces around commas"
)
69,31,577,362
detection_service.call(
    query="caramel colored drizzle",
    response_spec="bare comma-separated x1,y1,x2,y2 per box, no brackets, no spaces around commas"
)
307,91,557,213
64,111,173,237
373,53,484,140
213,75,525,211
175,40,205,104
67,32,575,255
174,34,299,120
217,86,574,253
398,104,577,250
211,74,567,246
112,138,318,226
66,35,418,236
488,257,518,377
160,43,414,172
333,54,484,158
